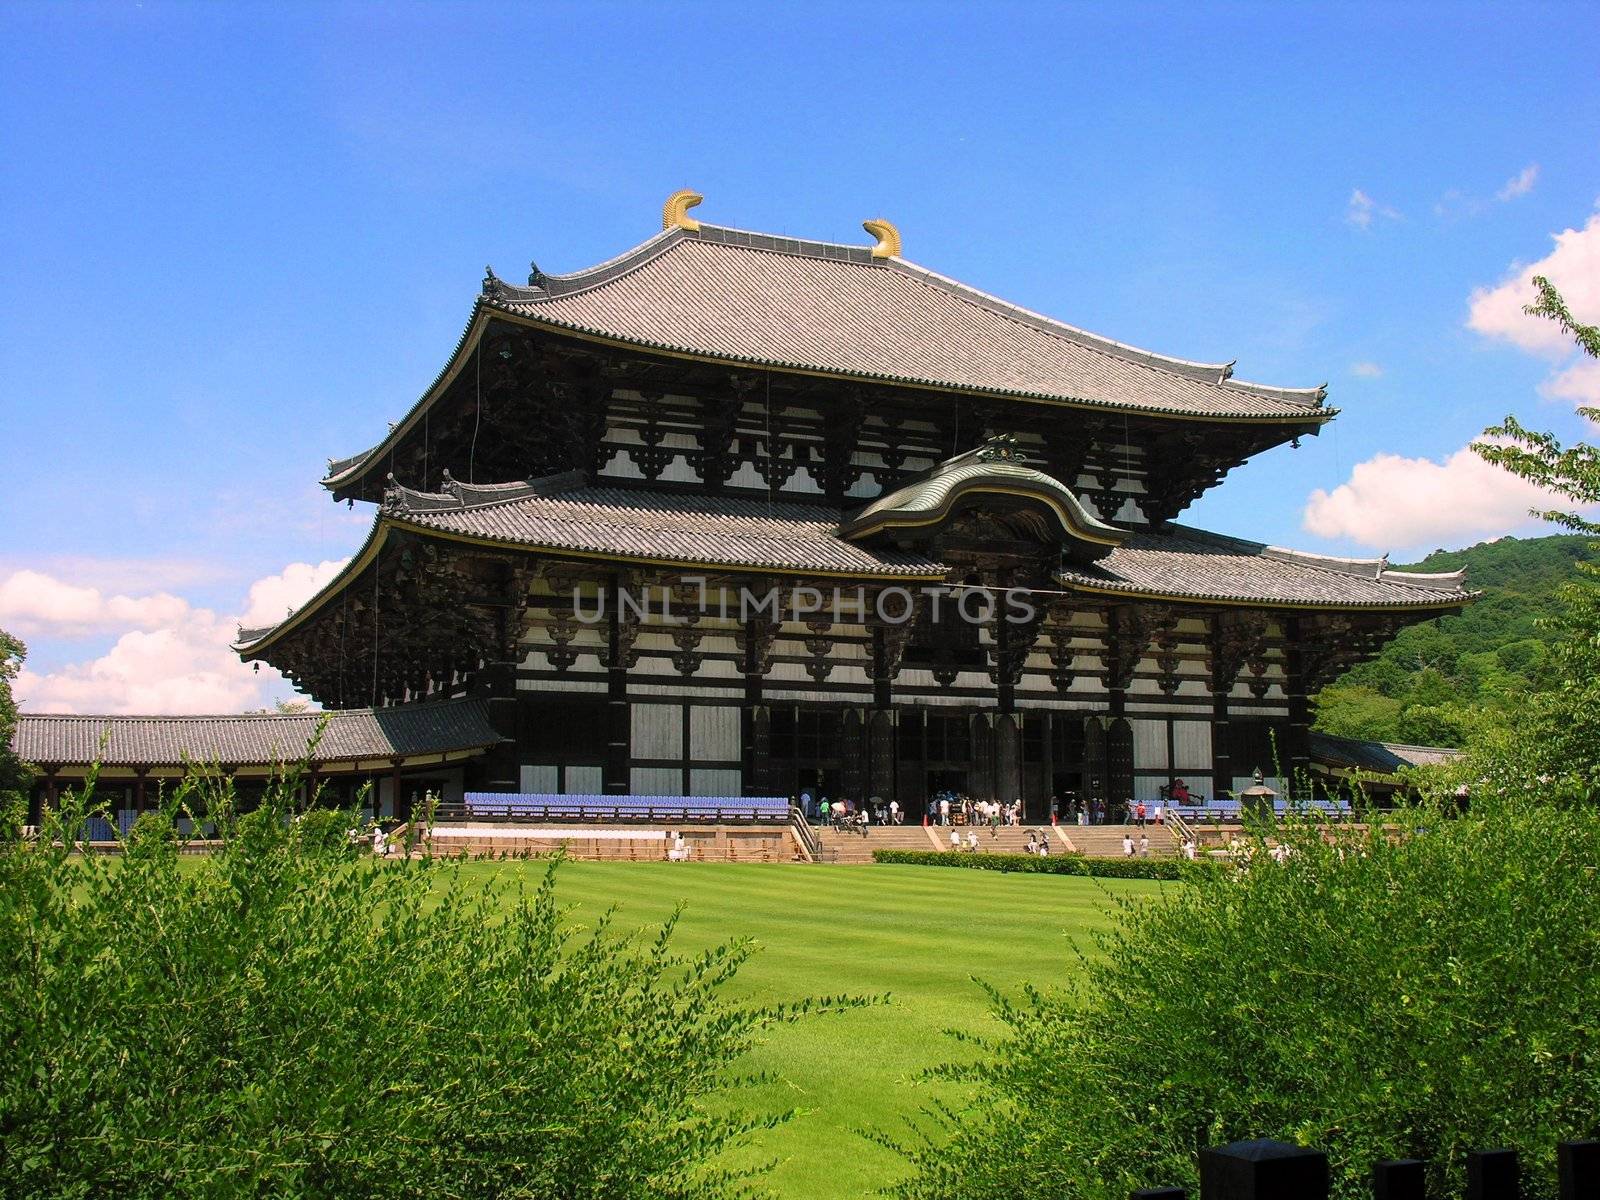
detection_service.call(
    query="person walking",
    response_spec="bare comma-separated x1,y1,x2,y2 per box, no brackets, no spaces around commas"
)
1139,833,1150,858
1122,832,1134,857
1135,801,1147,828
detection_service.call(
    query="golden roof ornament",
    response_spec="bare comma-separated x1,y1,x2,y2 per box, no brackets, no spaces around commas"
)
863,218,902,260
662,189,704,232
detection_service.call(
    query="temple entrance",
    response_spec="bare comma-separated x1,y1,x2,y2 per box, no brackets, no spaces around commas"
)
925,768,967,799
895,709,976,822
793,767,842,811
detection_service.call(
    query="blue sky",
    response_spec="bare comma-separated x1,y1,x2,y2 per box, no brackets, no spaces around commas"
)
3,1,1598,712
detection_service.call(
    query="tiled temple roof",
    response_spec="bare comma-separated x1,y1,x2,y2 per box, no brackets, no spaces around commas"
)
324,211,1331,492
1057,526,1468,608
1309,733,1461,776
372,474,1464,608
242,469,1469,656
386,475,946,578
485,223,1329,421
13,699,503,769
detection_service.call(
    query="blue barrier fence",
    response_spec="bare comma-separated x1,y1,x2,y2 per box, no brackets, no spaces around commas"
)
457,793,790,824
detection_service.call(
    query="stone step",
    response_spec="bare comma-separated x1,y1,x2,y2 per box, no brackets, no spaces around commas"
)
1064,823,1181,857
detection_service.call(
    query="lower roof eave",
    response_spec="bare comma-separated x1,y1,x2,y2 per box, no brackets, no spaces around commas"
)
1056,579,1472,612
32,744,500,778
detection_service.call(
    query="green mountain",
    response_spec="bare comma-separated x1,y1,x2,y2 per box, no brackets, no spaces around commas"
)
1313,534,1600,747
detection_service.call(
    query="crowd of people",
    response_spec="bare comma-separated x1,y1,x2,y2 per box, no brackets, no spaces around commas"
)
796,782,1203,835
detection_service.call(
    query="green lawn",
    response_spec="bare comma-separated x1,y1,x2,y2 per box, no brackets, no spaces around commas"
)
451,860,1165,1198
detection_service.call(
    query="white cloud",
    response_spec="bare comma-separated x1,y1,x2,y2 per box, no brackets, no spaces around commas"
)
15,619,271,715
1302,444,1580,551
1349,361,1384,378
240,559,348,628
1346,188,1400,231
6,559,348,715
1496,163,1540,202
0,571,192,639
1466,209,1600,356
1541,359,1600,408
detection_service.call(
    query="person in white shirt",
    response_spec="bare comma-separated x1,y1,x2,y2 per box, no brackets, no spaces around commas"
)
889,798,900,825
949,829,961,851
966,831,979,853
1122,833,1134,857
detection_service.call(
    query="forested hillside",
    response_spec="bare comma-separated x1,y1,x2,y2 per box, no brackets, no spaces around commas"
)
1312,535,1600,747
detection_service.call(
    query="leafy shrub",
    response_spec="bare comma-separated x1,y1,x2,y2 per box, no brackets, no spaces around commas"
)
871,848,1219,882
884,803,1600,1200
290,803,365,856
0,767,845,1199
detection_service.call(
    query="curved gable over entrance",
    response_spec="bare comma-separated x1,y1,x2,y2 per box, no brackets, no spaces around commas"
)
839,436,1127,563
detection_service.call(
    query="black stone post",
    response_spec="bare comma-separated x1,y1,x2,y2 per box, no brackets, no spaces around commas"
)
1559,1140,1600,1200
1466,1149,1519,1200
1198,1139,1329,1200
1373,1159,1427,1200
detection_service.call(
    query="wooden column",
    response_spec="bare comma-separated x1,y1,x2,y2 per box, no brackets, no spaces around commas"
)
1211,689,1232,803
604,578,631,795
1282,617,1314,787
971,712,995,801
1038,711,1054,824
389,759,405,822
868,710,895,804
994,713,1021,805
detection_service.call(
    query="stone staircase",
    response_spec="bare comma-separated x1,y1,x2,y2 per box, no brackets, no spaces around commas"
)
928,824,1068,856
814,823,940,863
1064,822,1181,858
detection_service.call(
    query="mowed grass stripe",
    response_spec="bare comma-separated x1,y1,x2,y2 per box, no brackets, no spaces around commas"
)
452,861,1163,1198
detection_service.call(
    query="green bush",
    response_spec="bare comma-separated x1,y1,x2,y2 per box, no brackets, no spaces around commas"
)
290,803,365,856
0,766,848,1199
884,804,1600,1200
871,847,1216,882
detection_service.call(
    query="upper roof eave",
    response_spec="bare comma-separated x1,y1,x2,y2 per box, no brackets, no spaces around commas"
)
322,219,1335,496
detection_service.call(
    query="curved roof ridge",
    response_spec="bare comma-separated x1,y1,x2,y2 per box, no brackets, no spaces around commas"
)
495,227,686,301
1379,566,1468,589
887,257,1244,389
1224,377,1330,405
1259,544,1390,576
381,469,587,515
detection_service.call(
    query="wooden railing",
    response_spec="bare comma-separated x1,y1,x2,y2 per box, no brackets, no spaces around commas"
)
786,804,821,862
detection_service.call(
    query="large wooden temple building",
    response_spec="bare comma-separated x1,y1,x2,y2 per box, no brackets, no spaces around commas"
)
17,192,1471,824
